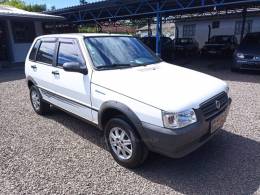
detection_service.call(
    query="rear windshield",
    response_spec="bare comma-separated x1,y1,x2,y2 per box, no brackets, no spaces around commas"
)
141,37,171,43
241,33,260,45
209,36,232,43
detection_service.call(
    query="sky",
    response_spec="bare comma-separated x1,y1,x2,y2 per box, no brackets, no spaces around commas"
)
24,0,97,9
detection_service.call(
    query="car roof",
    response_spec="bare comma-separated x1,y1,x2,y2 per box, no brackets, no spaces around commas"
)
176,37,192,40
141,36,171,40
212,35,234,37
36,33,132,40
246,32,260,36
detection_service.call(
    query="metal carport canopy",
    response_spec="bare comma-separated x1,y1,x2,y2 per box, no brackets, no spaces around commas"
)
46,0,260,55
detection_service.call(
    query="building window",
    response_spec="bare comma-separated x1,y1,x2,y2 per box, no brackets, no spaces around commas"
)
183,24,196,37
235,20,252,35
212,21,220,29
11,21,36,43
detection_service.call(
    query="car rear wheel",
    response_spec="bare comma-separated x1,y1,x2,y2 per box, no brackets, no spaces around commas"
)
105,117,148,168
30,85,50,115
231,64,241,72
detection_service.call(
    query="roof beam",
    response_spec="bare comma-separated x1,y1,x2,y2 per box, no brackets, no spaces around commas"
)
45,0,260,23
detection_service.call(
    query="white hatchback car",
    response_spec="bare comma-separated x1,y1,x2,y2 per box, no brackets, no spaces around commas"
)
25,33,231,168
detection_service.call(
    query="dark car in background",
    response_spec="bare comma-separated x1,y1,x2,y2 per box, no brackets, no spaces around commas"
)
173,38,199,56
201,35,238,56
232,32,260,71
140,36,173,61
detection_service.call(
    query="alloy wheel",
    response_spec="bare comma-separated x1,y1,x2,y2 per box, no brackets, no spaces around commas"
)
109,127,133,160
31,89,40,111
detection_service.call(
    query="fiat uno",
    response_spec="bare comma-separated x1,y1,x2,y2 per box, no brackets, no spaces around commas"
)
25,34,231,168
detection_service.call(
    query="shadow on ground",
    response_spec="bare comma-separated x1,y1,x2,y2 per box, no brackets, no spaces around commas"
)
46,108,260,195
0,68,25,83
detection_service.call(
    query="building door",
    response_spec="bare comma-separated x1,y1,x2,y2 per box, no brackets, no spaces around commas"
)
0,21,9,61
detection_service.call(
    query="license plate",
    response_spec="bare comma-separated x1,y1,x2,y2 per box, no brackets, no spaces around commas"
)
209,50,217,54
210,108,229,133
248,61,259,65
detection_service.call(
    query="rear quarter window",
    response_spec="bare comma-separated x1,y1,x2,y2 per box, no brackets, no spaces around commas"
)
29,40,41,61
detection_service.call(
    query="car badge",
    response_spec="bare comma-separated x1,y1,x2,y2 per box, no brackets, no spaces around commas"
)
216,100,221,109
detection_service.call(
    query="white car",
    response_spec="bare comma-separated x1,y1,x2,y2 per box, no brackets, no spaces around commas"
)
25,34,231,168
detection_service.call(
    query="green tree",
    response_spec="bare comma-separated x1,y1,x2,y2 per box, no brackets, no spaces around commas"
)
1,0,46,12
50,6,56,11
80,0,87,5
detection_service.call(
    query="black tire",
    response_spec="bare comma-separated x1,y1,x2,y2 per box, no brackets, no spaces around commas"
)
105,117,148,168
231,65,240,72
30,85,50,115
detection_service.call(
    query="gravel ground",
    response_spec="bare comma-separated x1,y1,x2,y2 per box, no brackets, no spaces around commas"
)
0,66,259,194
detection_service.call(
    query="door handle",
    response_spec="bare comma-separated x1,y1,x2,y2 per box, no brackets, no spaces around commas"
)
31,65,37,69
51,70,59,75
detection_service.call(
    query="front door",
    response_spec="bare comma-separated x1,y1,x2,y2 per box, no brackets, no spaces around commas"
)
48,38,93,122
0,21,9,61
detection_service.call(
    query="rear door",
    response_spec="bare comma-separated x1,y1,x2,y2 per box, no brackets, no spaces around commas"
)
46,38,93,121
27,38,57,93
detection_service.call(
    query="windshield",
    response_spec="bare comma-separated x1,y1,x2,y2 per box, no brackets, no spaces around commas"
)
241,33,260,45
209,36,232,43
85,36,161,70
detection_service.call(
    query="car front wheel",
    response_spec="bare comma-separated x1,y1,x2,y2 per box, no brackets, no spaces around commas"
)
105,118,148,168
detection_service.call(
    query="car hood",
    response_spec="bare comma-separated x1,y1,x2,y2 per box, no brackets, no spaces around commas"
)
204,43,227,48
175,44,193,47
92,62,228,112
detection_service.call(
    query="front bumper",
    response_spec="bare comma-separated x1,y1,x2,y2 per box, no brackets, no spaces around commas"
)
141,98,232,158
233,59,260,70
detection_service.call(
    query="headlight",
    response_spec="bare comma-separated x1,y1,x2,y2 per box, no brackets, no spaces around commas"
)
162,109,197,129
236,52,245,59
226,86,230,96
254,56,260,60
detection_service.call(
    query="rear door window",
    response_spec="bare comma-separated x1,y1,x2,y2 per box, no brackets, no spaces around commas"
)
36,41,56,65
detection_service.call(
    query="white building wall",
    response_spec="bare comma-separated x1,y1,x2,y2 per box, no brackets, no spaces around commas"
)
7,20,43,63
176,16,260,48
137,23,175,39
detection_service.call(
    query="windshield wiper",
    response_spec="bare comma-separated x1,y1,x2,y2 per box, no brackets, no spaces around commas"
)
96,63,132,70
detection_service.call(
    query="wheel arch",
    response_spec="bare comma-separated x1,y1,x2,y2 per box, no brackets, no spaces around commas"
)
98,101,144,136
26,76,37,89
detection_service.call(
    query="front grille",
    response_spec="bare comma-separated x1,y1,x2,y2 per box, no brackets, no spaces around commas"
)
200,92,228,120
244,55,254,60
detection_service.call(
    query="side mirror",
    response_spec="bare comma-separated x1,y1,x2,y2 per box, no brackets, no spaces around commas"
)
63,62,88,75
